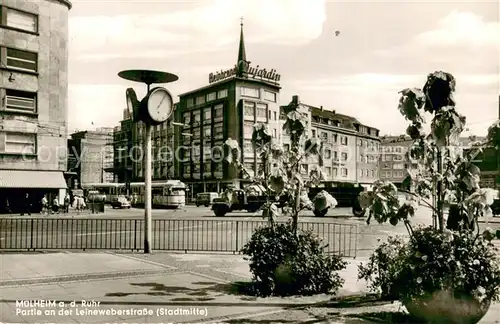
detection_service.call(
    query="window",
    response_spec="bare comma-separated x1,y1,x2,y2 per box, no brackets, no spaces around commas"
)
203,163,211,172
203,107,212,121
2,7,38,33
341,152,348,161
393,155,404,161
371,170,375,177
359,169,363,177
243,140,253,153
193,164,200,173
393,163,405,170
4,89,36,112
324,149,331,159
364,169,369,177
2,132,36,154
357,139,362,146
273,129,277,138
244,121,254,138
195,95,205,105
341,136,348,145
217,89,228,98
301,164,308,175
193,113,201,124
244,102,255,117
5,47,37,73
331,133,337,143
312,129,316,138
359,154,364,162
214,124,223,137
203,146,211,156
241,87,259,98
256,103,267,118
284,144,290,151
214,163,223,173
203,127,211,138
207,92,216,101
333,151,338,160
214,104,223,117
396,146,402,153
192,128,201,140
321,132,328,141
333,168,338,177
341,168,348,177
186,98,194,108
325,167,332,177
264,90,276,102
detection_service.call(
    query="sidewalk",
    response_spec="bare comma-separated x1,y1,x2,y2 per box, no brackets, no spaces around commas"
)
0,252,498,323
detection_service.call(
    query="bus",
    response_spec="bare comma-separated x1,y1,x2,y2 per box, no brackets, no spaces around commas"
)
81,183,126,203
130,180,186,209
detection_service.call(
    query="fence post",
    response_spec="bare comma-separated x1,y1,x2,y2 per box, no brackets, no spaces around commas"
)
30,218,34,251
133,219,137,251
235,221,239,253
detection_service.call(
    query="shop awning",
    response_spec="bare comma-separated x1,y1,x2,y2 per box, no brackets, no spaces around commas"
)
0,170,67,189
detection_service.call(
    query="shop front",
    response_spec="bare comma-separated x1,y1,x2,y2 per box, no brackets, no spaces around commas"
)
0,170,68,213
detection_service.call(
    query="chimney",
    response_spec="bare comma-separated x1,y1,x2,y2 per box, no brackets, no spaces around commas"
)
320,105,323,111
292,95,299,104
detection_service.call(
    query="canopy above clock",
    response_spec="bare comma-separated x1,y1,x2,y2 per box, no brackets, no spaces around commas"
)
118,70,178,85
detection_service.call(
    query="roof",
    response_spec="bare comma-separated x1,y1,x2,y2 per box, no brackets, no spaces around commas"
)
310,107,362,125
179,76,280,97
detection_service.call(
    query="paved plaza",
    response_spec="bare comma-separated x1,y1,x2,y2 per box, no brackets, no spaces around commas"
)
0,252,499,323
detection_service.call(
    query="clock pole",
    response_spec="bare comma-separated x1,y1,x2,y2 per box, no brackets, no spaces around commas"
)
118,70,178,254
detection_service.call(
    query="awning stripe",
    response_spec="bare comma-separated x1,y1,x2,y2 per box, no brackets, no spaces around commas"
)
0,170,67,189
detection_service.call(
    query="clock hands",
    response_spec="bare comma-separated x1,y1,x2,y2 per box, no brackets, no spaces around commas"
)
157,93,168,111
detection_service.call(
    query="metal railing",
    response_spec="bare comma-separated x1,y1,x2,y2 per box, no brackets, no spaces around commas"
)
0,218,358,257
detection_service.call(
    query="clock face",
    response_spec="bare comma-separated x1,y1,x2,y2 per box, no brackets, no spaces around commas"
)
147,88,173,123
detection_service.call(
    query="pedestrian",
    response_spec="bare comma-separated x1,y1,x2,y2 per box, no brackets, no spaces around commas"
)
21,193,31,216
64,193,70,213
4,198,11,215
41,195,48,215
52,195,59,214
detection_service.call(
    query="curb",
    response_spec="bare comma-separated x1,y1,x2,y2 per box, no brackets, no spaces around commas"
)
0,268,178,287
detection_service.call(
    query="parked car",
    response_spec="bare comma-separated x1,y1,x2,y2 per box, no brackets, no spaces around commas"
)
111,195,131,209
492,199,500,217
196,192,219,207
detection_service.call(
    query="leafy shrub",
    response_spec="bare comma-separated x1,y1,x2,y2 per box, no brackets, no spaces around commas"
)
359,226,500,303
241,221,347,297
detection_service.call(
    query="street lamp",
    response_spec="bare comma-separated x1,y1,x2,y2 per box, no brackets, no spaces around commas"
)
118,69,178,254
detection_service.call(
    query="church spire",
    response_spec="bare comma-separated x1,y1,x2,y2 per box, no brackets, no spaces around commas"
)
237,17,246,63
236,17,249,77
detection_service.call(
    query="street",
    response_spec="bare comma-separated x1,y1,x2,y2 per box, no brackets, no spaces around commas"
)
1,205,499,258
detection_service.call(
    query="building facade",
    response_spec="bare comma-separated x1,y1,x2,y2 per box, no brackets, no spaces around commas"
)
379,135,416,187
0,0,72,212
109,109,134,185
67,128,114,186
174,22,281,196
280,96,380,186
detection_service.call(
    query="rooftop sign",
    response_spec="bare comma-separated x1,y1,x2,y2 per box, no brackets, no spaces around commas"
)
209,61,280,84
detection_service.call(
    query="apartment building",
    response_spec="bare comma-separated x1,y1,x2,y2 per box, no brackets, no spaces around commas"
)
0,0,72,212
174,22,281,196
67,128,114,186
280,96,380,186
109,109,134,185
379,135,416,187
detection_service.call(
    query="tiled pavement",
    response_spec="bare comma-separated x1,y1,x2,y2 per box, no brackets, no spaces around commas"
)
1,252,499,323
0,252,368,323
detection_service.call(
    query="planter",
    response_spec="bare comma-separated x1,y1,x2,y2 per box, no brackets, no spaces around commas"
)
403,289,490,324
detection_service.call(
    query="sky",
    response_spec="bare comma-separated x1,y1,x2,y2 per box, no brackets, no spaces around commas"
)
68,0,500,136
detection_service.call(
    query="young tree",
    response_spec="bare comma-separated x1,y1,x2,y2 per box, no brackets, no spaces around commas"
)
224,98,337,232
